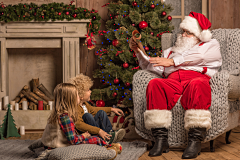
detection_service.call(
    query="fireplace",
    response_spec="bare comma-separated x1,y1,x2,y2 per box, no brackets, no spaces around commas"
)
0,19,90,100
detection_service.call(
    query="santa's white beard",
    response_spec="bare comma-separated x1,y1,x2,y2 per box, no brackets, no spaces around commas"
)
171,35,199,53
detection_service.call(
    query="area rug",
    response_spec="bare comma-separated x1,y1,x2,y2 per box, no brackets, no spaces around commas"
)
0,140,147,160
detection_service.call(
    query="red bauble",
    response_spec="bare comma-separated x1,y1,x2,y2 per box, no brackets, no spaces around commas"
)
96,100,105,107
150,4,155,9
66,11,69,15
132,1,138,7
92,16,96,20
133,52,136,57
150,32,154,36
167,15,172,21
145,46,149,51
132,24,135,27
125,82,130,87
73,13,77,18
112,39,120,47
58,12,61,16
114,78,120,84
123,62,129,68
139,21,148,29
161,11,167,17
112,92,118,97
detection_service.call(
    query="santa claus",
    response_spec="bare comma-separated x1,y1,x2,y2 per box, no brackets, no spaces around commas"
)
129,12,222,159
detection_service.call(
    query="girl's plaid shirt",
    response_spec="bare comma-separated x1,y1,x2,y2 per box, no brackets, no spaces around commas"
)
59,113,107,146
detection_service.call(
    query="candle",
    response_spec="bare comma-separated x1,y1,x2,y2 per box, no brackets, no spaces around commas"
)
22,101,28,110
0,101,2,111
20,126,25,135
10,104,13,110
38,101,43,110
10,101,15,110
48,101,53,110
15,103,19,111
3,96,9,110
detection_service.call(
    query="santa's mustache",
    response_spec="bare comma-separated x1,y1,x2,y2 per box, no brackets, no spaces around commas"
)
171,35,199,53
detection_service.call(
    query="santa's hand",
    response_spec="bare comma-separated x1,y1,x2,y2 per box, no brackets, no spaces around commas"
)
129,37,139,53
149,56,175,67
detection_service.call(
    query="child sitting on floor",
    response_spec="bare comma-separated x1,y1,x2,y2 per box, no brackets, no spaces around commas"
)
68,74,126,144
41,83,107,148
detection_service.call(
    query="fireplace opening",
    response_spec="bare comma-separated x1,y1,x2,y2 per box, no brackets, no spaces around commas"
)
8,48,63,101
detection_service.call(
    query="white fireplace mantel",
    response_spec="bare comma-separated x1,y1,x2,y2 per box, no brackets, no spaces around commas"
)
0,19,90,98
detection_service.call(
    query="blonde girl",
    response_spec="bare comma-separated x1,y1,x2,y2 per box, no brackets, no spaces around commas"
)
41,83,107,148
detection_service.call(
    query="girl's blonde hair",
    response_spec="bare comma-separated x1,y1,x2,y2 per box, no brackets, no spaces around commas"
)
48,83,78,124
68,73,93,98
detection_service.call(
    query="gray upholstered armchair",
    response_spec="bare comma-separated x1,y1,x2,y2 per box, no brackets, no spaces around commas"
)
132,29,240,150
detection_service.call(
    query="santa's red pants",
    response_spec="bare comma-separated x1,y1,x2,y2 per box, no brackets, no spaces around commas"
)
146,70,211,110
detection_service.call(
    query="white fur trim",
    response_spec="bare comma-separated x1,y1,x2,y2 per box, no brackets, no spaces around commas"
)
199,29,212,42
144,110,172,130
184,109,212,130
180,16,202,37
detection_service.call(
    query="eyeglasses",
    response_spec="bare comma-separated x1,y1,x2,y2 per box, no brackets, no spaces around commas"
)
181,30,194,36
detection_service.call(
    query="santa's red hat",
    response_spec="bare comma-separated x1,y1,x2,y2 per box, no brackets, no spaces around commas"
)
180,11,212,42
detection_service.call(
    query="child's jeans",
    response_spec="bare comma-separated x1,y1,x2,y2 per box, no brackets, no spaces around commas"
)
82,110,113,133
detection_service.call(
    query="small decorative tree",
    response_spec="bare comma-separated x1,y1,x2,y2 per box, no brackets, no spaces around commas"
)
2,104,20,138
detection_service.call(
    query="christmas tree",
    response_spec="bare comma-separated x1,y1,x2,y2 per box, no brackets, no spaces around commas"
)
91,0,174,107
2,104,20,138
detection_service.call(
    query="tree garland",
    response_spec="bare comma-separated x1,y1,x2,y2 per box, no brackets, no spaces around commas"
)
0,2,101,35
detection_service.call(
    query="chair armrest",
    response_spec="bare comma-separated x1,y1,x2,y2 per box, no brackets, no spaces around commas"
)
228,75,240,99
161,33,173,51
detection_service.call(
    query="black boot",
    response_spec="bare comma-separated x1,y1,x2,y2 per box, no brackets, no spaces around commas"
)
148,128,169,157
182,128,206,159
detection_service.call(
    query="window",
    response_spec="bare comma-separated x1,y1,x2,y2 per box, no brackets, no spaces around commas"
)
163,0,208,33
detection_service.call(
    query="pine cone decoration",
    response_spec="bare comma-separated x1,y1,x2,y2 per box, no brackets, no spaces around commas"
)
25,12,30,17
94,24,98,29
85,13,90,18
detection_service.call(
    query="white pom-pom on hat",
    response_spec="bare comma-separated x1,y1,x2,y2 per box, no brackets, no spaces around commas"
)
199,29,212,42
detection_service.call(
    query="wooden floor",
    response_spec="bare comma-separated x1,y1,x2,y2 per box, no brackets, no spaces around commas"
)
6,126,240,160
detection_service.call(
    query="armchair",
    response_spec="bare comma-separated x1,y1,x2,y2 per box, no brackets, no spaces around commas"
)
132,29,240,150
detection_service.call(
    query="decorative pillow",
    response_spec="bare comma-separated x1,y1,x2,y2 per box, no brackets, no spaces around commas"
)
46,144,116,160
28,138,44,152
